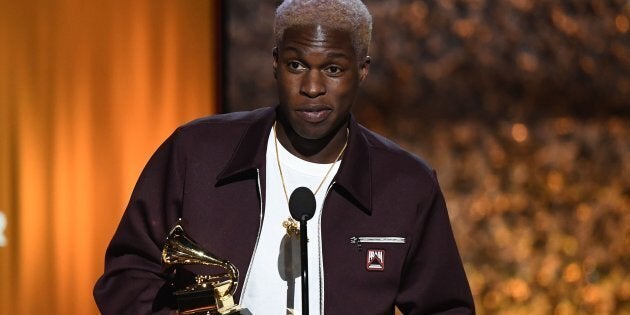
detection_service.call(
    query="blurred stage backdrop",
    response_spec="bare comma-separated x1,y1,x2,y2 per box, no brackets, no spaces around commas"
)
225,1,629,314
1,0,628,314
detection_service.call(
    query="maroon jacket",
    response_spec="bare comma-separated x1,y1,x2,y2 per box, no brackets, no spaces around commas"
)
94,107,474,314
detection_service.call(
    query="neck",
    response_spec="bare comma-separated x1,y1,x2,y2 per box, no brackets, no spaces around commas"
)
274,118,348,164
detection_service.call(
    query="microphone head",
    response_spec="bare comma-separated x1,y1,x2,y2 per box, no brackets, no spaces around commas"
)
289,187,316,221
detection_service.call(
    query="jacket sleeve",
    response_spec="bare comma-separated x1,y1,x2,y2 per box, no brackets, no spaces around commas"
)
93,129,186,315
395,173,475,314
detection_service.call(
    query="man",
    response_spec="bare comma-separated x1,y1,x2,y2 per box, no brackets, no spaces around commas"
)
94,0,475,314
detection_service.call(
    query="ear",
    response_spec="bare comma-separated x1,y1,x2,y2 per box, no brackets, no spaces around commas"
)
273,47,279,79
359,55,371,83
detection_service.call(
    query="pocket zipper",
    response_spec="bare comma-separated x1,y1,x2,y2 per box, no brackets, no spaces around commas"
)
350,236,406,251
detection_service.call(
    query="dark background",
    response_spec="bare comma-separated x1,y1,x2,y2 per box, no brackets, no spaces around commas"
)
223,1,630,313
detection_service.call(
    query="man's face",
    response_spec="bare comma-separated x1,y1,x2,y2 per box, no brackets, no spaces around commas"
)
274,24,369,141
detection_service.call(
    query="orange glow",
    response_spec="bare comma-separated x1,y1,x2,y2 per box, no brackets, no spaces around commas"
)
616,15,629,33
0,1,218,314
511,123,529,142
563,263,582,283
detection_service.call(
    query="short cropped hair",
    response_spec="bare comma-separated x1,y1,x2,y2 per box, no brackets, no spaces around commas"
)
274,0,373,58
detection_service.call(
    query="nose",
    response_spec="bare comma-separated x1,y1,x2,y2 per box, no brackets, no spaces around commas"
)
300,70,326,98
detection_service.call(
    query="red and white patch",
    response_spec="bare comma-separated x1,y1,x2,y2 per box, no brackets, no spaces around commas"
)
366,249,385,271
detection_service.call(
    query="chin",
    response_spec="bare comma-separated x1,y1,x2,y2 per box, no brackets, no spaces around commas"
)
295,129,326,141
292,124,331,141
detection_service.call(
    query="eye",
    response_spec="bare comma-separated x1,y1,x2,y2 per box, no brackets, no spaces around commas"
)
288,61,306,71
324,65,343,75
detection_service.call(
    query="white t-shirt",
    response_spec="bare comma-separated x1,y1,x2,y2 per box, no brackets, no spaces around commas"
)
240,126,341,315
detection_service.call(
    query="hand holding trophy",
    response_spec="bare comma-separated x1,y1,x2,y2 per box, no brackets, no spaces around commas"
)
162,223,251,315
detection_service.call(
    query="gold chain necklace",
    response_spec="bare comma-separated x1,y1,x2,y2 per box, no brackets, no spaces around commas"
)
274,121,348,236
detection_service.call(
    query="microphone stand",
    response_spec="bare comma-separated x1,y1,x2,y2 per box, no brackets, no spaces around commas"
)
289,187,315,315
300,215,309,315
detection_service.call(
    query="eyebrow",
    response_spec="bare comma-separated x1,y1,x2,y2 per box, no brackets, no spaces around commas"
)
280,46,351,61
326,51,350,59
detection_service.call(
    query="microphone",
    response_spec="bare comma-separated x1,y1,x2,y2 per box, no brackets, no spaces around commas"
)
289,187,316,221
289,187,316,315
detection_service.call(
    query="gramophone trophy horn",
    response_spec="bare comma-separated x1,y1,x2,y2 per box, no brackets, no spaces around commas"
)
162,224,250,315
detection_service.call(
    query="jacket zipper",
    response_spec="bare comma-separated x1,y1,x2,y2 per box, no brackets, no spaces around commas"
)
239,168,264,302
318,180,336,315
349,236,406,251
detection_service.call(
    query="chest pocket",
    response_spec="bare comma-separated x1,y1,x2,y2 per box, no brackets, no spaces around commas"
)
347,236,408,273
350,236,406,251
321,233,410,311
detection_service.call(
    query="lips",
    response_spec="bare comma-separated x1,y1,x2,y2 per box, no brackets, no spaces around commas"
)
295,106,332,123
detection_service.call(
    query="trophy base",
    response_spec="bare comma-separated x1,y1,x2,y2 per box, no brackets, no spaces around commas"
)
174,288,252,315
178,310,252,315
174,287,216,314
178,309,251,315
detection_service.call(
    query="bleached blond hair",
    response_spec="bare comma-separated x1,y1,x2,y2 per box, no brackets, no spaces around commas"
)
274,0,373,58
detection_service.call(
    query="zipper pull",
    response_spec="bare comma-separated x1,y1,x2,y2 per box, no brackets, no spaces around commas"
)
350,236,362,251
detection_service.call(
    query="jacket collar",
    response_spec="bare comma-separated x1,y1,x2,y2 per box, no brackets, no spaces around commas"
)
333,118,372,214
217,106,373,215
